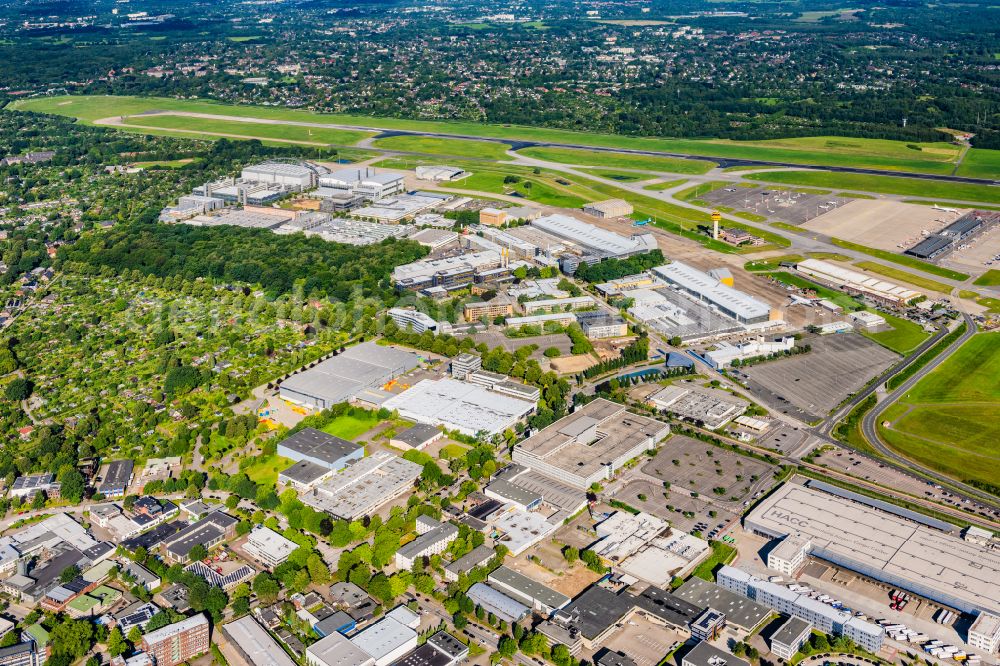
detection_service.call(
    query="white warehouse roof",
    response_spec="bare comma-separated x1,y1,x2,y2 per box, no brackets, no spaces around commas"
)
381,378,536,437
530,214,656,257
653,262,771,321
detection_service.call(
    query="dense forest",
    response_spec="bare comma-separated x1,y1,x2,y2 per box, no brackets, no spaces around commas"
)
58,223,427,300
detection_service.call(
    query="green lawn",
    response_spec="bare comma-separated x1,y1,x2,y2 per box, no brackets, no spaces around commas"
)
120,114,371,146
956,148,1000,179
973,269,1000,287
743,255,805,272
878,332,1000,488
371,135,513,160
518,146,716,174
852,261,954,294
10,95,991,175
643,179,688,191
243,454,294,486
765,271,865,310
745,170,1000,205
321,413,380,440
133,157,202,168
828,238,969,281
581,169,644,182
858,310,930,354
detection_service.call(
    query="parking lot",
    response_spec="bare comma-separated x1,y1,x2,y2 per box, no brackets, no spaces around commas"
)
596,618,685,666
642,436,776,502
757,423,812,455
700,185,853,225
741,333,899,422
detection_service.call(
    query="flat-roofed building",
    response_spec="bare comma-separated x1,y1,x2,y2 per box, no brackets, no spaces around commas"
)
415,166,466,182
299,452,422,521
222,615,298,666
531,214,656,258
279,460,334,491
351,194,442,223
394,520,458,569
767,535,810,577
464,298,515,321
278,428,362,471
647,385,749,430
487,566,570,615
795,259,921,307
970,613,1000,654
682,642,750,666
141,613,210,666
480,208,507,226
308,631,375,666
583,199,633,219
674,577,771,634
450,353,482,380
349,614,418,666
388,424,443,451
652,263,772,325
320,168,404,201
162,511,238,563
744,482,1000,616
485,479,542,512
690,608,727,642
242,162,317,189
576,311,627,339
467,583,530,624
244,526,298,568
279,342,421,411
505,312,577,328
99,460,134,497
382,378,535,437
522,296,596,314
513,398,669,489
0,642,37,666
770,616,812,660
9,473,56,498
444,545,496,582
408,229,458,250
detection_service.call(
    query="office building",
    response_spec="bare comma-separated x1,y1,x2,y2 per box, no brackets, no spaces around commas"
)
717,566,885,652
244,526,299,568
299,452,422,521
674,577,771,634
140,613,210,666
162,511,238,563
767,535,810,577
652,263,772,325
576,311,627,339
279,342,421,410
744,481,1000,616
466,370,541,402
277,428,362,471
451,353,482,380
480,208,508,226
704,337,795,369
522,296,596,314
382,378,536,437
682,642,750,666
969,613,1000,654
689,608,727,642
320,168,405,201
770,616,812,660
99,460,134,497
307,631,375,666
444,545,496,582
393,251,504,291
583,199,633,219
351,194,442,223
221,616,297,666
394,520,458,568
513,398,669,489
0,643,36,666
9,474,56,498
463,298,515,321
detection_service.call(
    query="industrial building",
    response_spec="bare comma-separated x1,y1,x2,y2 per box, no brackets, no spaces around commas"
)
849,311,886,330
279,342,421,410
415,165,467,182
162,511,238,563
192,179,297,206
388,307,440,334
682,642,750,666
182,206,293,229
531,214,656,261
576,311,628,339
99,460,134,497
466,370,541,402
484,479,542,512
243,526,298,568
704,337,796,369
349,609,419,666
513,398,670,489
393,251,504,291
388,423,443,451
307,632,375,666
626,285,747,342
281,216,411,245
140,613,211,666
591,511,669,563
487,566,570,615
616,529,710,587
717,566,885,652
394,520,458,568
583,199,634,219
221,615,298,666
381,378,536,437
647,385,749,429
351,194,444,223
298,452,422,521
467,583,531,623
906,211,994,259
9,473,56,498
968,614,1000,654
277,428,362,471
770,616,813,660
743,481,1000,616
444,545,496,582
652,263,773,325
409,228,458,250
480,208,508,226
319,168,405,201
451,353,482,380
795,259,921,306
673,577,772,634
242,162,318,189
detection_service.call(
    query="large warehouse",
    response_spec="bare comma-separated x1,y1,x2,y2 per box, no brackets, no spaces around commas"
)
279,342,421,410
513,398,670,489
530,214,657,258
652,262,772,325
745,482,1000,616
381,378,536,437
795,259,922,306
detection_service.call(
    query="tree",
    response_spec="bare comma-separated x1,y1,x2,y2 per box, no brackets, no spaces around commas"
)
253,573,280,604
107,628,127,657
58,468,85,504
127,625,142,644
189,544,208,562
50,619,93,659
60,565,81,583
562,546,579,564
4,378,32,401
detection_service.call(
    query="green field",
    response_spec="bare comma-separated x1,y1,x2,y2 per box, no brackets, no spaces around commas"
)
956,148,1000,179
853,261,954,294
371,135,513,160
745,170,1000,205
858,310,930,354
320,412,380,440
133,157,202,168
973,269,1000,287
878,332,1000,488
518,146,716,174
243,454,294,486
120,114,372,146
9,95,992,176
766,271,865,310
643,179,688,191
